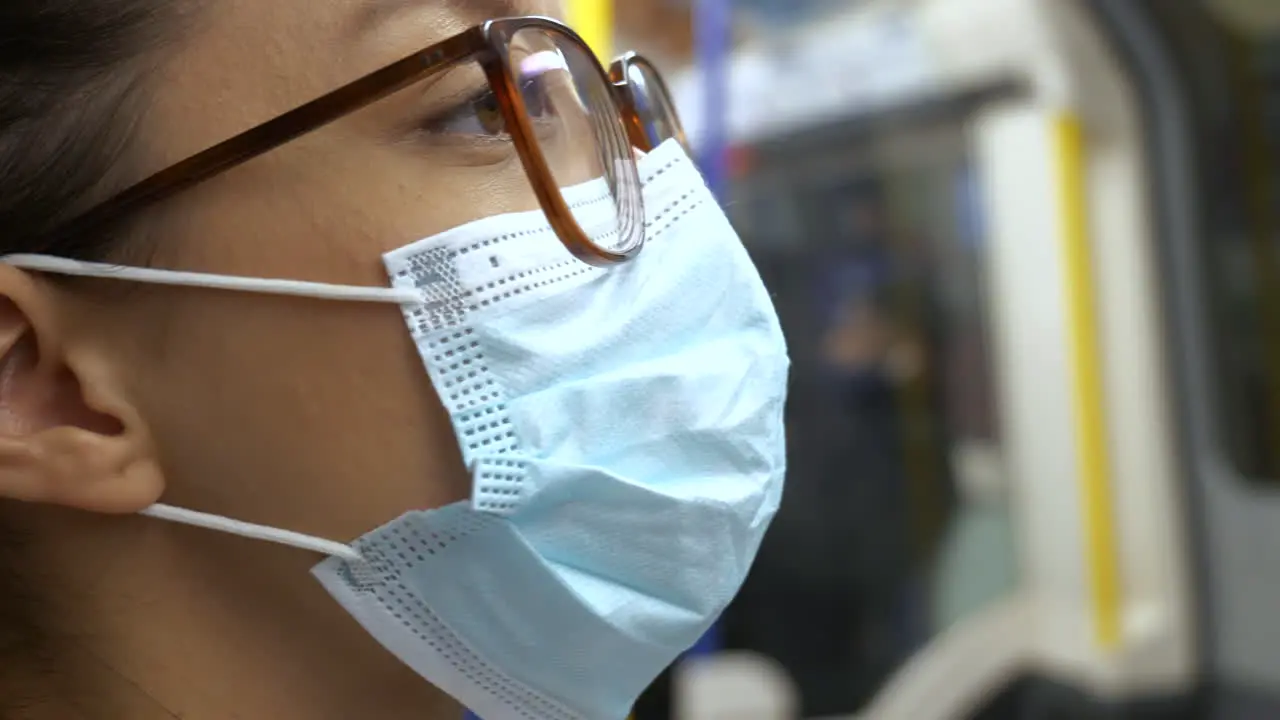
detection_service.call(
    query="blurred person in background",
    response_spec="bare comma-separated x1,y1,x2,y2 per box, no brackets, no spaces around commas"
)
0,1,788,719
732,245,916,716
722,170,958,716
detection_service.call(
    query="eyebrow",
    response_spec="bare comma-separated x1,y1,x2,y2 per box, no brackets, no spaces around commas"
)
352,0,539,36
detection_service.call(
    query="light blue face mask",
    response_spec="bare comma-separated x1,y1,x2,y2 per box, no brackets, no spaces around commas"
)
4,139,790,720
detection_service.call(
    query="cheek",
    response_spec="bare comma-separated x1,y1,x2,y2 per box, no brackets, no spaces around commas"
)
133,290,471,541
125,129,546,537
160,135,543,283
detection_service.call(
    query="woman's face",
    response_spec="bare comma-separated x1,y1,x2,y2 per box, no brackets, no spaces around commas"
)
127,0,562,551
0,0,567,717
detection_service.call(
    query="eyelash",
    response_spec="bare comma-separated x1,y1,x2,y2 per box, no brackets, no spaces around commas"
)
419,76,555,140
420,86,509,139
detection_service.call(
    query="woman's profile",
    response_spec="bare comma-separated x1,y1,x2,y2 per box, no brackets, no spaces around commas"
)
0,1,789,719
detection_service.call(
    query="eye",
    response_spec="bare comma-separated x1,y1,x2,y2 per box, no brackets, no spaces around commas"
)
420,87,509,139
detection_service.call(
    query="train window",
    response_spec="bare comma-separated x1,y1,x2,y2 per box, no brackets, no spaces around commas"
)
1192,2,1280,482
710,111,1018,716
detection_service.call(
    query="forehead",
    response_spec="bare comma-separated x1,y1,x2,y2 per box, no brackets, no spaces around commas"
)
142,0,561,167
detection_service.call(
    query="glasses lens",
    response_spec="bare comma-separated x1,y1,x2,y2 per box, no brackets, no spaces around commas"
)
510,27,643,257
626,59,687,152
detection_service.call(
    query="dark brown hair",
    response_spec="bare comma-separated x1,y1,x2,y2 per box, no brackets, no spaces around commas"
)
0,0,193,713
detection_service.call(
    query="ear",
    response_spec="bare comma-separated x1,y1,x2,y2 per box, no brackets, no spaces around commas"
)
0,266,164,514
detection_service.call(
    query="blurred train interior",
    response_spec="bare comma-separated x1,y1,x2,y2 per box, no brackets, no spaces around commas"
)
567,1,1280,718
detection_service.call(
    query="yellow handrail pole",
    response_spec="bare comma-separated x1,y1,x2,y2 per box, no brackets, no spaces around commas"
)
564,0,614,61
1053,114,1122,650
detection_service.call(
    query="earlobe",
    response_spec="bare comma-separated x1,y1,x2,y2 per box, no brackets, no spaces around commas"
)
0,266,164,514
0,428,165,514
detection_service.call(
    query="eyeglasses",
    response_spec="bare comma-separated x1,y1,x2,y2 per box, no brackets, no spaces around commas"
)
44,17,661,267
609,52,689,155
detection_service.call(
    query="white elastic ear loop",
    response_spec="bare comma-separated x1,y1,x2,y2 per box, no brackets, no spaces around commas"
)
2,255,424,305
141,504,363,562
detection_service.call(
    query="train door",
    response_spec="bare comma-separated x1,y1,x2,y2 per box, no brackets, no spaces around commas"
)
1094,0,1280,714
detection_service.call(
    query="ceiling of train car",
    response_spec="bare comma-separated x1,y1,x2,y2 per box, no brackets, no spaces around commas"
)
730,0,855,23
615,0,873,70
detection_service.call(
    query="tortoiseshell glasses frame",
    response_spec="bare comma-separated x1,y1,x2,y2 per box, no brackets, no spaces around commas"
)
609,52,690,155
41,16,648,267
